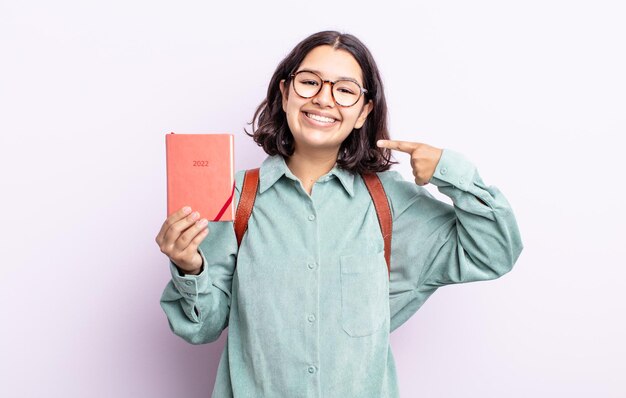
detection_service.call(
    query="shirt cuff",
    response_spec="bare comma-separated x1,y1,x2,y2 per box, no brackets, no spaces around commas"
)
168,247,212,301
429,148,477,191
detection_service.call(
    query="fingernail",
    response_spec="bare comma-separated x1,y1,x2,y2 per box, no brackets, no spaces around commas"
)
183,206,191,214
197,219,208,227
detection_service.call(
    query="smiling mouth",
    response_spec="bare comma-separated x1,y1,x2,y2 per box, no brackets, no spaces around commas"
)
303,112,339,124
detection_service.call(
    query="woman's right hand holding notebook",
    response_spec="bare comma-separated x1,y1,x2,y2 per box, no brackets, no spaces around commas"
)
155,206,209,275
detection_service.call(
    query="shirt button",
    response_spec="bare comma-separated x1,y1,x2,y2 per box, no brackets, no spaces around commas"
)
308,366,317,374
307,262,316,270
308,314,316,322
185,281,194,286
186,293,194,298
440,167,448,175
308,214,315,221
459,178,465,185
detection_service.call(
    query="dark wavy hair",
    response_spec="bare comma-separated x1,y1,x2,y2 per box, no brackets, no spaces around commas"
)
244,30,398,174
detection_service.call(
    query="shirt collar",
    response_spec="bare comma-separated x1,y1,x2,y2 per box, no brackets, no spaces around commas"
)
258,154,355,197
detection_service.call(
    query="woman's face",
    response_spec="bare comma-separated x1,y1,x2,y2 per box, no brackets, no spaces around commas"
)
279,45,373,155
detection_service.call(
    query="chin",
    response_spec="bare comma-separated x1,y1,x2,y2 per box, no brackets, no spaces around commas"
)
295,136,343,152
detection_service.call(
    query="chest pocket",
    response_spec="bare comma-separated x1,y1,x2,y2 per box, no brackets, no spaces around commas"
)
339,250,389,337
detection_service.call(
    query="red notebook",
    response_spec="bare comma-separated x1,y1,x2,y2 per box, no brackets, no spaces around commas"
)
166,132,235,221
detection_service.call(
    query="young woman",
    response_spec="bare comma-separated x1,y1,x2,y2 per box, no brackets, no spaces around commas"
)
156,30,523,397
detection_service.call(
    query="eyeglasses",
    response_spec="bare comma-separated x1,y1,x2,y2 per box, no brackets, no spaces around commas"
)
289,70,368,107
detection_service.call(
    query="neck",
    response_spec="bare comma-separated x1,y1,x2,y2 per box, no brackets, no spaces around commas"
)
285,147,339,185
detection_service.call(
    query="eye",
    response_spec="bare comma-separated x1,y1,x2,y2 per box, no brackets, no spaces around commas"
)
300,79,319,86
337,88,356,95
335,81,359,95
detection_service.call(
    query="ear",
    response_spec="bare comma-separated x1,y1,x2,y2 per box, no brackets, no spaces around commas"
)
279,79,288,112
354,99,374,129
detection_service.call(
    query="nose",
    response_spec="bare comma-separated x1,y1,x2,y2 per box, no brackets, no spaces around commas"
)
312,81,335,107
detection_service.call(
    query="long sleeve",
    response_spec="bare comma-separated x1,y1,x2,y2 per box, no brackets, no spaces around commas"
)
159,172,242,344
383,148,524,332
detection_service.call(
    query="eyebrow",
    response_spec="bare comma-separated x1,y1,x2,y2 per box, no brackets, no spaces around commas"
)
297,69,362,85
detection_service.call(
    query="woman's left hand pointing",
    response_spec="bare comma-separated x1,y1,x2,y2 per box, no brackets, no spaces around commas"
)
376,139,443,186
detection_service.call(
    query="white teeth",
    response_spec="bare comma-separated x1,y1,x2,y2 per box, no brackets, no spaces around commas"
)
306,112,336,123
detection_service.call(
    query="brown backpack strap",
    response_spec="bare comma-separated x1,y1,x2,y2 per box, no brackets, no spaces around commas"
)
361,172,392,279
234,168,260,247
233,168,392,280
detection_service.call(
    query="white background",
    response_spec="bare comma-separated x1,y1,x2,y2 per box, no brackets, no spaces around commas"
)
1,0,624,396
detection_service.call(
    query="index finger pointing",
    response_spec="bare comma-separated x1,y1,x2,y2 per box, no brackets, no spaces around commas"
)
376,139,417,154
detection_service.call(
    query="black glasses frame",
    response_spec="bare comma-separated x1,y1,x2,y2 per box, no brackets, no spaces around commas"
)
289,70,368,107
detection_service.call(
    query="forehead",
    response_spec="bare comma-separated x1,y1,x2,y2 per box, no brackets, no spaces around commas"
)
297,45,364,84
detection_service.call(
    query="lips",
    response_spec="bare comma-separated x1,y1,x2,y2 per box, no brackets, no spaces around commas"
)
302,111,339,126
